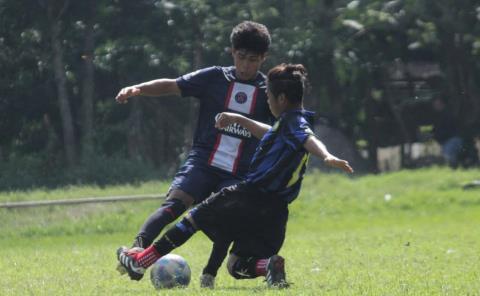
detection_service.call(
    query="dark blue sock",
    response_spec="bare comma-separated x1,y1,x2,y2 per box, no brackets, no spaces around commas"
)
134,198,186,248
153,218,197,255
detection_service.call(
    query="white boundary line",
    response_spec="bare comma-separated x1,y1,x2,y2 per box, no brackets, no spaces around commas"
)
0,194,166,209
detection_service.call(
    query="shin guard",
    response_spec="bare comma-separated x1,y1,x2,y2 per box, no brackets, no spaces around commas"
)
135,198,187,248
153,218,196,255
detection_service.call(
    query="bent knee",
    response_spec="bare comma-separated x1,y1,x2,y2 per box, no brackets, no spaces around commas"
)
167,189,194,208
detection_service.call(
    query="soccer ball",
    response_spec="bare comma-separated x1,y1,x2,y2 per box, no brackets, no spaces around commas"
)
150,254,191,289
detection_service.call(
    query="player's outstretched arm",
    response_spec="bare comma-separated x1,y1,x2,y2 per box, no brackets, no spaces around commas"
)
215,112,271,139
115,79,181,104
304,136,354,173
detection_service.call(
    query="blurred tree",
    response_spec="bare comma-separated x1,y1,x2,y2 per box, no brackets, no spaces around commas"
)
42,0,77,167
405,0,480,128
79,0,96,159
1,0,479,187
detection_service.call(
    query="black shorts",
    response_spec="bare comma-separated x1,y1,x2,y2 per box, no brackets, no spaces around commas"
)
190,182,289,259
170,158,243,204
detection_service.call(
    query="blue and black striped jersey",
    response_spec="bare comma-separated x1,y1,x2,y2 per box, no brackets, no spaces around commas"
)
246,109,315,203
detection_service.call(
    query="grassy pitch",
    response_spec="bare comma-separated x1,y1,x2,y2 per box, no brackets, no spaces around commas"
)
1,167,479,295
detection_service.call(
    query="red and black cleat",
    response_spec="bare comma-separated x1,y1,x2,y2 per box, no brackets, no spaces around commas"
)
266,255,289,288
116,246,145,281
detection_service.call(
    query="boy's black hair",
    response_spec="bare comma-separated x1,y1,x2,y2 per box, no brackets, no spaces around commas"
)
267,64,308,104
230,21,271,54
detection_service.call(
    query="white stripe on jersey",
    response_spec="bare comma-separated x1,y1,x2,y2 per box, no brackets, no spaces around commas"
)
208,134,243,173
209,82,258,173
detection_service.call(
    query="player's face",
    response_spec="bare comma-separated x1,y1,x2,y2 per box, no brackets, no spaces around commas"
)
232,49,266,81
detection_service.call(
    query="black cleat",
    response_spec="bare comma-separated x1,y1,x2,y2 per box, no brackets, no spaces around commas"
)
116,246,145,281
266,255,289,288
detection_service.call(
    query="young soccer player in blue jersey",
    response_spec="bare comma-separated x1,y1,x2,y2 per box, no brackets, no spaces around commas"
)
117,63,354,288
115,21,273,286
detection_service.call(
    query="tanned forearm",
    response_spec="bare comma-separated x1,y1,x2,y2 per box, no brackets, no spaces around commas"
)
115,79,180,104
304,136,354,173
133,79,180,96
234,115,271,139
214,112,271,139
303,136,332,160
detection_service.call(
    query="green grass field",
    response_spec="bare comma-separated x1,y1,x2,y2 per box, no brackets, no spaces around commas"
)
1,167,480,295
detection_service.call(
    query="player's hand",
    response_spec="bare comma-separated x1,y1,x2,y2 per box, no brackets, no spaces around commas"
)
214,112,241,129
324,156,354,173
115,86,141,104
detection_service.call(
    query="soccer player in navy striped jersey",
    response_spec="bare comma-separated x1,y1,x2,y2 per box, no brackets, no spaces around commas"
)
117,64,353,287
115,21,273,285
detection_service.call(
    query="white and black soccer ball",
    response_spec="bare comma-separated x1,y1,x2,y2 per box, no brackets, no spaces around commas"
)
150,254,191,289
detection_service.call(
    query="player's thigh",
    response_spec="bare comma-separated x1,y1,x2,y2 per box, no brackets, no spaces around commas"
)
189,185,247,239
169,161,219,204
230,204,289,258
215,174,243,192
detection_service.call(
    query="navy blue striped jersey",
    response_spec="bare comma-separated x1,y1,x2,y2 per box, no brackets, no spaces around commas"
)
176,66,273,177
246,109,315,203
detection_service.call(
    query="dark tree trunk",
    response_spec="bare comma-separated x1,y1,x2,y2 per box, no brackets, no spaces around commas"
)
81,0,96,158
47,0,76,167
319,0,344,125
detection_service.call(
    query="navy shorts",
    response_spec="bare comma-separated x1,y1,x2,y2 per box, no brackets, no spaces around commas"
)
170,158,243,204
190,182,289,259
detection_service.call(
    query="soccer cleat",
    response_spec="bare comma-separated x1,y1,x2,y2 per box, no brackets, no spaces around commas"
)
200,273,215,289
266,255,289,288
116,247,144,276
116,246,146,281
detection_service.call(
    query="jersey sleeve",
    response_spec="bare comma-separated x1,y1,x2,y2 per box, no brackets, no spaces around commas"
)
175,66,220,98
282,118,315,151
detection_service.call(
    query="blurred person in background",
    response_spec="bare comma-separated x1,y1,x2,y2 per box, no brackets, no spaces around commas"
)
431,96,463,167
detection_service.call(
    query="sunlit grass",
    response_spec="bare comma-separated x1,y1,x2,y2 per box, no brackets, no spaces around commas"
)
1,167,480,295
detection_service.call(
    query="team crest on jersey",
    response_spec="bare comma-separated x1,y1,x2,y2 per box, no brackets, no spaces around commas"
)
235,92,248,104
226,82,257,114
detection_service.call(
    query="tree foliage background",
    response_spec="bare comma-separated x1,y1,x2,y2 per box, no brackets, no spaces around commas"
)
1,0,479,189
